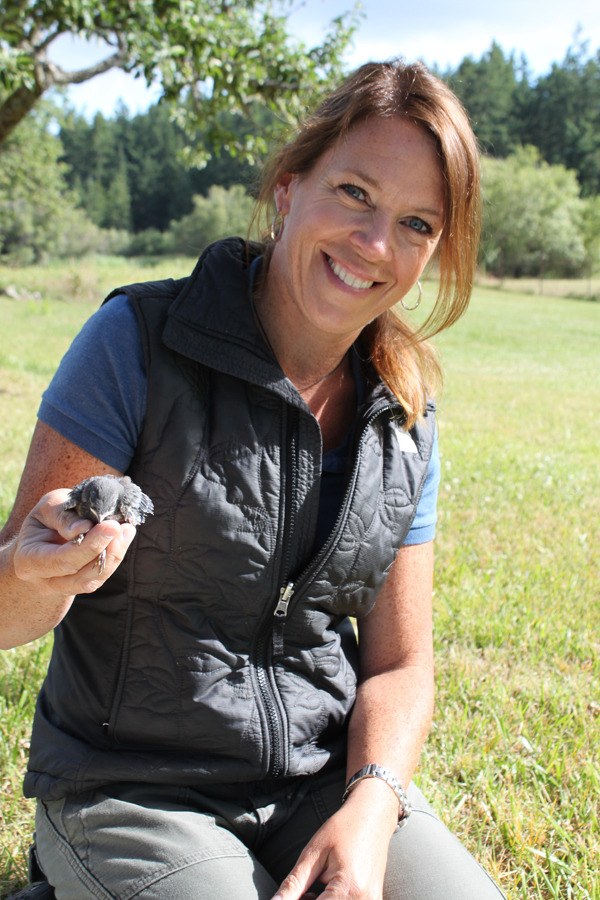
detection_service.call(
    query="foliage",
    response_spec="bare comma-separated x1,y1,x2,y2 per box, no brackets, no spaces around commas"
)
445,41,530,157
446,35,600,197
0,104,124,263
165,184,257,254
0,0,358,159
580,195,600,280
480,147,586,278
59,103,259,233
0,267,598,897
123,227,171,258
520,34,600,197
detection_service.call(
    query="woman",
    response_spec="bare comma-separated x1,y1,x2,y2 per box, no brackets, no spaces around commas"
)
1,61,504,898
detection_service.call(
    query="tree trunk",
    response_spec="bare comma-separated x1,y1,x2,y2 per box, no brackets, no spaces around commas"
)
0,83,45,146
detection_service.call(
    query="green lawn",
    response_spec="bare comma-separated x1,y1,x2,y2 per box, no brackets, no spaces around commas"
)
0,259,598,898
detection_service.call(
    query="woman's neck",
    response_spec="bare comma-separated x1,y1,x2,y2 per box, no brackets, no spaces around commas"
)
254,263,357,392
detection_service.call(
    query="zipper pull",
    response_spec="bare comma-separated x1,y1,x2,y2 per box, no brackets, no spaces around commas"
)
274,581,294,619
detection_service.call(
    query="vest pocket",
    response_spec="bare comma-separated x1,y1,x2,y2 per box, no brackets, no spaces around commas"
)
175,651,262,760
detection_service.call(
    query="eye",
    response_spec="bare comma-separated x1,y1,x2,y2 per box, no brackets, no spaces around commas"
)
403,216,432,235
340,183,368,203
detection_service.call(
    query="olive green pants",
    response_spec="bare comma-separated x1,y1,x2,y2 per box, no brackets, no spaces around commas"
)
35,769,506,899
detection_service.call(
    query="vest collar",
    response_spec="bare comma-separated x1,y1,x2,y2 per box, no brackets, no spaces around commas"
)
163,237,309,406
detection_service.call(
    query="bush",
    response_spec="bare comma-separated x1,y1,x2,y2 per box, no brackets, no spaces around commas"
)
53,206,129,259
481,147,586,278
166,184,256,255
122,228,171,257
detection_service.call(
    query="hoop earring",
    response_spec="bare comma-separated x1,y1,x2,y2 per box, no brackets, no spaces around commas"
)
270,210,285,242
401,280,422,311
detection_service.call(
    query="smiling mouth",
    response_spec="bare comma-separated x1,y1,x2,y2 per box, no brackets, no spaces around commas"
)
327,255,375,290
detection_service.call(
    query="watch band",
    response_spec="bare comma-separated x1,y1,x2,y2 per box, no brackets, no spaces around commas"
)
342,763,412,824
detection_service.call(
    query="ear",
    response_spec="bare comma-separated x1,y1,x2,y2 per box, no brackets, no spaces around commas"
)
274,173,296,216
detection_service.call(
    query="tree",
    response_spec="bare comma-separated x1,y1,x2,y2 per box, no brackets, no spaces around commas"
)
445,42,529,157
480,147,586,278
0,0,357,159
59,101,263,232
105,143,132,231
125,104,199,231
0,103,122,262
520,34,600,196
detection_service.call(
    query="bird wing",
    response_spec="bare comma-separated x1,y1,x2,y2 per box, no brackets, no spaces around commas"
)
119,482,154,525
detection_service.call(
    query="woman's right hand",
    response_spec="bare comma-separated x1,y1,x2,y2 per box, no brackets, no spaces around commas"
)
0,421,134,649
13,488,136,595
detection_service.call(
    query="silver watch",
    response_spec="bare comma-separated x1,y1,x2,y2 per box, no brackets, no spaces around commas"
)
342,763,412,824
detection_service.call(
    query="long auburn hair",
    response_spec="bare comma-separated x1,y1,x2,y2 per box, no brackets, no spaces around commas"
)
254,60,481,427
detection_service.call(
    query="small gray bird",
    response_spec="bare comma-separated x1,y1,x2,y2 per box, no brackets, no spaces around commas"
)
64,475,154,574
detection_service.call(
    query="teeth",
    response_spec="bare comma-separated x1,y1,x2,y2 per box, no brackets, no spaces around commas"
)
328,256,373,290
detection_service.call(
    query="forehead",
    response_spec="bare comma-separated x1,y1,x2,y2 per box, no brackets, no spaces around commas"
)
328,116,440,171
312,116,444,213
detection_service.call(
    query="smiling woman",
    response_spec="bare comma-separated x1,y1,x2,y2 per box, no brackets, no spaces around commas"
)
265,118,443,338
253,115,446,452
256,60,481,427
0,60,501,900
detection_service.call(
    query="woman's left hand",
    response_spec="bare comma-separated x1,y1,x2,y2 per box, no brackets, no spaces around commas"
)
271,790,396,900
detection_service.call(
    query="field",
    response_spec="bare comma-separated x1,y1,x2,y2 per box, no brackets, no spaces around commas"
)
0,258,598,899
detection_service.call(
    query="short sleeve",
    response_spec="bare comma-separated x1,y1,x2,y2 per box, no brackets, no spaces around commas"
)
37,294,146,472
402,427,440,545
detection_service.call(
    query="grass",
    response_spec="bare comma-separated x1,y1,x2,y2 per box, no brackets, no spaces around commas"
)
0,258,599,898
421,284,599,898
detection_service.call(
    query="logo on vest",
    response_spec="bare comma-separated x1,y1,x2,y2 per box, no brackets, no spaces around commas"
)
392,427,418,454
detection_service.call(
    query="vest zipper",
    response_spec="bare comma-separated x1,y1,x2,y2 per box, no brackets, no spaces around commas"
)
253,411,299,778
274,581,295,618
254,400,403,777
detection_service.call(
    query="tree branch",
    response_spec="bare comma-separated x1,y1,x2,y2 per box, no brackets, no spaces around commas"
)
32,25,66,55
0,84,44,146
0,33,129,144
48,47,129,86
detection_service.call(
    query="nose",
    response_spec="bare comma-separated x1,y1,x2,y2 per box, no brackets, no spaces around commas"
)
350,211,394,262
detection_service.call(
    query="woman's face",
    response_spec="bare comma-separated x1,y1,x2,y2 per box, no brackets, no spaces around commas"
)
270,116,445,340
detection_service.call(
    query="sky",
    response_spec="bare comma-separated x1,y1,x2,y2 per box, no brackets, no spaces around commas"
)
50,0,600,119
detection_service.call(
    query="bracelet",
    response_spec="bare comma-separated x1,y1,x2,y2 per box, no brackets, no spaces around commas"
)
342,764,412,825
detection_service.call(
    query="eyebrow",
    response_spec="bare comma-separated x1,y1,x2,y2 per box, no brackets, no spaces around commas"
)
349,168,444,220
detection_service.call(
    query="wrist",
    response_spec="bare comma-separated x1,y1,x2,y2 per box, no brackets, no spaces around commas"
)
341,775,399,833
343,763,412,827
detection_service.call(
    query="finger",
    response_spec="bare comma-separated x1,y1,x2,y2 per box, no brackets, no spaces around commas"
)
15,521,135,587
20,488,89,546
46,524,136,595
315,879,361,899
271,854,324,900
62,521,136,580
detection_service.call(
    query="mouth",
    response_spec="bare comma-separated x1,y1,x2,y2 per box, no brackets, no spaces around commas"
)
326,255,376,291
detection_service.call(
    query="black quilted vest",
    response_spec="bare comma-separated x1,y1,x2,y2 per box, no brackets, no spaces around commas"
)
25,239,436,800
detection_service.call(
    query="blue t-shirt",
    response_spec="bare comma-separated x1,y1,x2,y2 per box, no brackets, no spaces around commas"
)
39,294,439,546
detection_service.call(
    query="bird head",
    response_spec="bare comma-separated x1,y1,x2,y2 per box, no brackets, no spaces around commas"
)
78,477,123,523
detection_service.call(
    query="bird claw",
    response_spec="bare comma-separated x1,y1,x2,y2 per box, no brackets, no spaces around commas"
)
96,550,107,576
71,535,105,575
